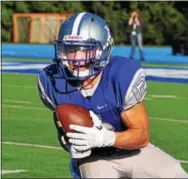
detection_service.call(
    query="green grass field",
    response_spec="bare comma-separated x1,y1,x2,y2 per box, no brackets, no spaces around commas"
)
2,58,188,178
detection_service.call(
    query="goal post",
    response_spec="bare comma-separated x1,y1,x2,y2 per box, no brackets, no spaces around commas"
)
13,13,73,44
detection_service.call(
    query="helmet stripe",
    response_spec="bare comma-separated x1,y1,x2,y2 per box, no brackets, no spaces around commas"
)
72,12,86,35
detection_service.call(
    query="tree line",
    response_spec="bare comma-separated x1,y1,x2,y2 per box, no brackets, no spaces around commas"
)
2,1,188,45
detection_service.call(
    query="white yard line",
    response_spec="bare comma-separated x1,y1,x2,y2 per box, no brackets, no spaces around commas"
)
144,97,153,100
3,99,32,104
2,104,188,123
2,141,188,165
2,94,187,107
2,104,46,111
2,84,36,89
3,84,188,99
2,141,62,150
150,117,188,124
2,84,188,99
148,94,188,100
2,170,27,175
179,160,188,164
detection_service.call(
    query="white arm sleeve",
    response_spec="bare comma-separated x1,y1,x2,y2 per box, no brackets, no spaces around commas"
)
124,68,147,110
37,75,56,111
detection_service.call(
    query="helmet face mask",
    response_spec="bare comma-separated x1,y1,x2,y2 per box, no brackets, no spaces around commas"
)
55,39,103,80
54,12,113,80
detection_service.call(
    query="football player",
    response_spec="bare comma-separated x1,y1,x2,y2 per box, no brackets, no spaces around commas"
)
37,12,188,178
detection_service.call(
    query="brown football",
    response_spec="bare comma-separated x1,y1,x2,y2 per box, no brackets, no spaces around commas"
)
55,104,94,133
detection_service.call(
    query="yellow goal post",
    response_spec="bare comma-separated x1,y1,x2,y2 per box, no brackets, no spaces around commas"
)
13,13,73,43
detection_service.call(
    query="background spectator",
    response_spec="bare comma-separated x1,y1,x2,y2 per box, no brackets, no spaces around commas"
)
128,10,145,61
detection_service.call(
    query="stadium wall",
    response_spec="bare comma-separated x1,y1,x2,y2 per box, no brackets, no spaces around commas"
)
2,44,188,64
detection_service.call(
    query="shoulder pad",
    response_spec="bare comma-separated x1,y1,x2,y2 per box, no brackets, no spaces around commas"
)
43,64,59,76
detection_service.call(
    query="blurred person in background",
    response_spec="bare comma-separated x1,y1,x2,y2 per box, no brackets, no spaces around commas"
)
128,10,145,61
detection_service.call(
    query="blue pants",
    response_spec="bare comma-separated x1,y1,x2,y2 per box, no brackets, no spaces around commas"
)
130,33,145,61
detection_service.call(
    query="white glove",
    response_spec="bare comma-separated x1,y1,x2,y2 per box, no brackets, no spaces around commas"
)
66,111,116,152
61,136,91,159
70,145,91,159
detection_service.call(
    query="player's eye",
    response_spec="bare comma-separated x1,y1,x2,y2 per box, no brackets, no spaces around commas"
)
68,49,77,53
66,47,77,53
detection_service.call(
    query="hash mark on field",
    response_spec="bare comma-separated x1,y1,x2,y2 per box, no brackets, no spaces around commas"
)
2,141,188,165
3,99,31,104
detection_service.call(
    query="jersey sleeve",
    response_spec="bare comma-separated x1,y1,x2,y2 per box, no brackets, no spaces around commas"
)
123,68,147,110
37,72,56,111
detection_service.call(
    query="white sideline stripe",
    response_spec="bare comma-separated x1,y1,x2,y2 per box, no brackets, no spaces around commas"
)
2,170,27,175
145,68,188,79
150,117,188,124
2,64,47,70
2,141,188,165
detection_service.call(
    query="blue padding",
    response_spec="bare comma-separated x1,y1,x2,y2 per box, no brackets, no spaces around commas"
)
2,44,54,59
2,44,188,64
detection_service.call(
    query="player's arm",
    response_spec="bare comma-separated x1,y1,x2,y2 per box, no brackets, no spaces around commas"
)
128,16,134,26
113,68,149,149
128,12,136,26
113,102,149,149
37,74,56,111
37,74,69,151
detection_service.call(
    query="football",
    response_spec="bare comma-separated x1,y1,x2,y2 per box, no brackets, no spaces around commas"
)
55,104,94,133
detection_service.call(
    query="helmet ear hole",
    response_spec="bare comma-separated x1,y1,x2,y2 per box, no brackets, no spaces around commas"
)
91,17,95,22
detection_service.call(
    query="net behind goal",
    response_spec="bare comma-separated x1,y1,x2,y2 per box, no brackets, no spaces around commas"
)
13,13,73,43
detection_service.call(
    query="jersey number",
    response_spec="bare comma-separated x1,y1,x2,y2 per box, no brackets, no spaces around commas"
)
132,76,147,101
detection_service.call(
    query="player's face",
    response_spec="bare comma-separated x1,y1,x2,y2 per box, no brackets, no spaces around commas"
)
66,48,96,72
58,45,102,73
57,43,103,79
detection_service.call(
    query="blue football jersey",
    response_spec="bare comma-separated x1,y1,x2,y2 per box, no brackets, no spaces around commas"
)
38,56,147,132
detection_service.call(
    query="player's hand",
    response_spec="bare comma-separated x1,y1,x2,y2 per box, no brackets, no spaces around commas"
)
70,145,91,159
66,111,116,151
61,136,91,159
